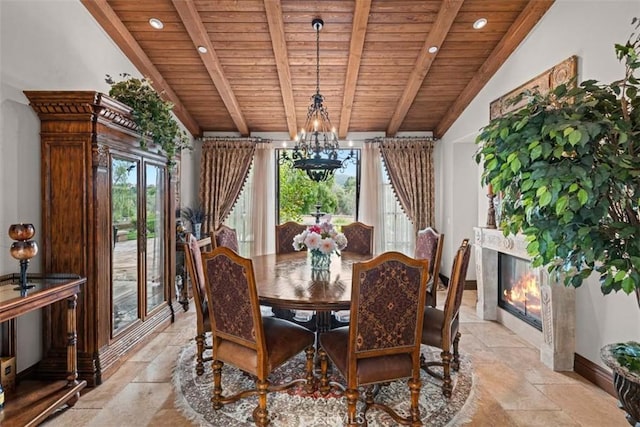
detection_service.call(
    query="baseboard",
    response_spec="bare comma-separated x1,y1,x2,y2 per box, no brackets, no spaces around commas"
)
574,353,615,397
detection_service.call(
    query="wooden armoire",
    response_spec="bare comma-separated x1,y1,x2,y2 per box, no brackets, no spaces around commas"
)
25,91,179,386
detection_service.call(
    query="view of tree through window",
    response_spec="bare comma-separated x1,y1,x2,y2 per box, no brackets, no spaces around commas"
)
277,149,359,226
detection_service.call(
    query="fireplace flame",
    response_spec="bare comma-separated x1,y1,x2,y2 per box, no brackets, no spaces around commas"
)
503,272,541,317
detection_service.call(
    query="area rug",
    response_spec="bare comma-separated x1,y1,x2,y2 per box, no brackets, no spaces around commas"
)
173,343,476,426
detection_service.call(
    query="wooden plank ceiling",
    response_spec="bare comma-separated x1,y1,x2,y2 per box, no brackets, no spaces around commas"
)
82,0,554,139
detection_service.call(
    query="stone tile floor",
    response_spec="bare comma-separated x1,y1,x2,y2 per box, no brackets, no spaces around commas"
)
44,291,626,426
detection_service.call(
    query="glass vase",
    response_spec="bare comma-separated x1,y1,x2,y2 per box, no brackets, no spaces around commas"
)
309,249,331,272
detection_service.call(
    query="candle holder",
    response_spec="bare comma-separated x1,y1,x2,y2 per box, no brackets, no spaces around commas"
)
8,223,38,291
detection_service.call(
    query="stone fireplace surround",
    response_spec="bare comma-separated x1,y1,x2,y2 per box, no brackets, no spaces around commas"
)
474,227,576,371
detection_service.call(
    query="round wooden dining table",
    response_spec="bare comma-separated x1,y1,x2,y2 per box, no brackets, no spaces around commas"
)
252,251,372,330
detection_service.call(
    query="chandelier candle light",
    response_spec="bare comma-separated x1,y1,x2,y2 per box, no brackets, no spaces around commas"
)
292,215,347,271
282,18,355,182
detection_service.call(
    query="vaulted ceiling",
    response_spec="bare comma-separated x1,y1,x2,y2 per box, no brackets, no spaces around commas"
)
82,0,554,139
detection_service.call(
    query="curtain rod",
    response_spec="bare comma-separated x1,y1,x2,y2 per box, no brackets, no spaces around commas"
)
364,136,438,143
198,136,271,143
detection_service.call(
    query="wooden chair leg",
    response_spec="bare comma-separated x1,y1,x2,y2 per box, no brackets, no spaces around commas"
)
345,388,360,426
409,377,422,425
195,333,205,376
254,379,269,427
304,345,315,394
212,360,223,409
441,350,452,398
452,332,461,371
319,348,330,395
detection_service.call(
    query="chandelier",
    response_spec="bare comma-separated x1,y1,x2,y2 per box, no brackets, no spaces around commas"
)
283,18,354,182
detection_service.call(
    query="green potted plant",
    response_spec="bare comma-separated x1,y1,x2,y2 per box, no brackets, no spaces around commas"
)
105,73,190,165
475,18,640,423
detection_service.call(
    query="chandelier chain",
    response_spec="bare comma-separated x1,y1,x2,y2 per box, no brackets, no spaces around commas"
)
315,21,320,95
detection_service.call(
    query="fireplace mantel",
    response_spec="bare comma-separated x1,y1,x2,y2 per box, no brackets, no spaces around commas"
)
474,227,576,371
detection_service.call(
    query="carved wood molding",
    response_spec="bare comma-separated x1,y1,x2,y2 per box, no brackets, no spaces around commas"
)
490,55,578,120
24,91,139,132
92,144,110,168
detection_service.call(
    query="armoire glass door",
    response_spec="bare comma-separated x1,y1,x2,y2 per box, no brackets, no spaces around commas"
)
145,163,166,313
111,157,140,333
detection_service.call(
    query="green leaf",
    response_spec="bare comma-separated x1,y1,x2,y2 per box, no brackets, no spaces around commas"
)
615,270,627,282
510,157,522,173
556,195,568,215
577,189,589,206
539,191,552,207
536,186,548,197
531,145,543,160
568,129,582,146
622,277,635,294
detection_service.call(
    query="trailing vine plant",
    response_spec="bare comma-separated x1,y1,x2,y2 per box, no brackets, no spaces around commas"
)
475,18,640,296
105,73,190,165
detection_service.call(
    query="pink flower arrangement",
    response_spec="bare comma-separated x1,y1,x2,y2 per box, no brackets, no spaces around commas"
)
292,215,348,256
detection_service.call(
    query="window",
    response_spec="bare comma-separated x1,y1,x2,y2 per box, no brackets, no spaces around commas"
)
276,149,360,228
381,162,414,255
224,167,254,256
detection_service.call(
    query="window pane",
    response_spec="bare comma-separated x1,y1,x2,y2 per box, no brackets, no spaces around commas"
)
276,149,360,227
225,167,253,256
381,161,414,255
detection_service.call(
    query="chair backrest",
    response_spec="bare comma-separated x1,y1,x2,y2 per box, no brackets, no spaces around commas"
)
275,221,307,254
442,239,472,336
201,247,266,361
213,224,240,253
349,251,429,362
415,227,444,280
180,233,208,323
341,221,374,255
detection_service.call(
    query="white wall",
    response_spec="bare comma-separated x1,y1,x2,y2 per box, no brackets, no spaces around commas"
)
0,0,194,371
440,0,640,367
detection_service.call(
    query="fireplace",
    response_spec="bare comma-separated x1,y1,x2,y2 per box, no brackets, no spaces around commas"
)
498,253,542,331
474,227,576,371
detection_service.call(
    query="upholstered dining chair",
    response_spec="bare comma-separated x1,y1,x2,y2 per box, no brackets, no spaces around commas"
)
415,227,445,307
275,221,307,254
318,251,429,426
274,221,310,323
179,232,212,376
212,224,240,253
202,246,316,426
421,238,471,398
340,221,374,255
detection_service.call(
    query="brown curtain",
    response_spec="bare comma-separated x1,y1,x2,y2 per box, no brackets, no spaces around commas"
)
377,137,436,233
199,137,257,232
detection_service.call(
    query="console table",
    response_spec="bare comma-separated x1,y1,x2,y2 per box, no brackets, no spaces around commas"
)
0,274,86,427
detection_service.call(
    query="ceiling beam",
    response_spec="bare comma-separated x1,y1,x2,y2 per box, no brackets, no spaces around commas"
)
386,0,464,137
172,0,249,136
264,0,297,139
80,0,201,136
338,0,371,139
435,0,555,138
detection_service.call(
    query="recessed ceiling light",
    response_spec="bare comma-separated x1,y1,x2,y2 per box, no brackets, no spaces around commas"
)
149,18,164,30
473,18,487,30
197,46,208,53
428,46,438,54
